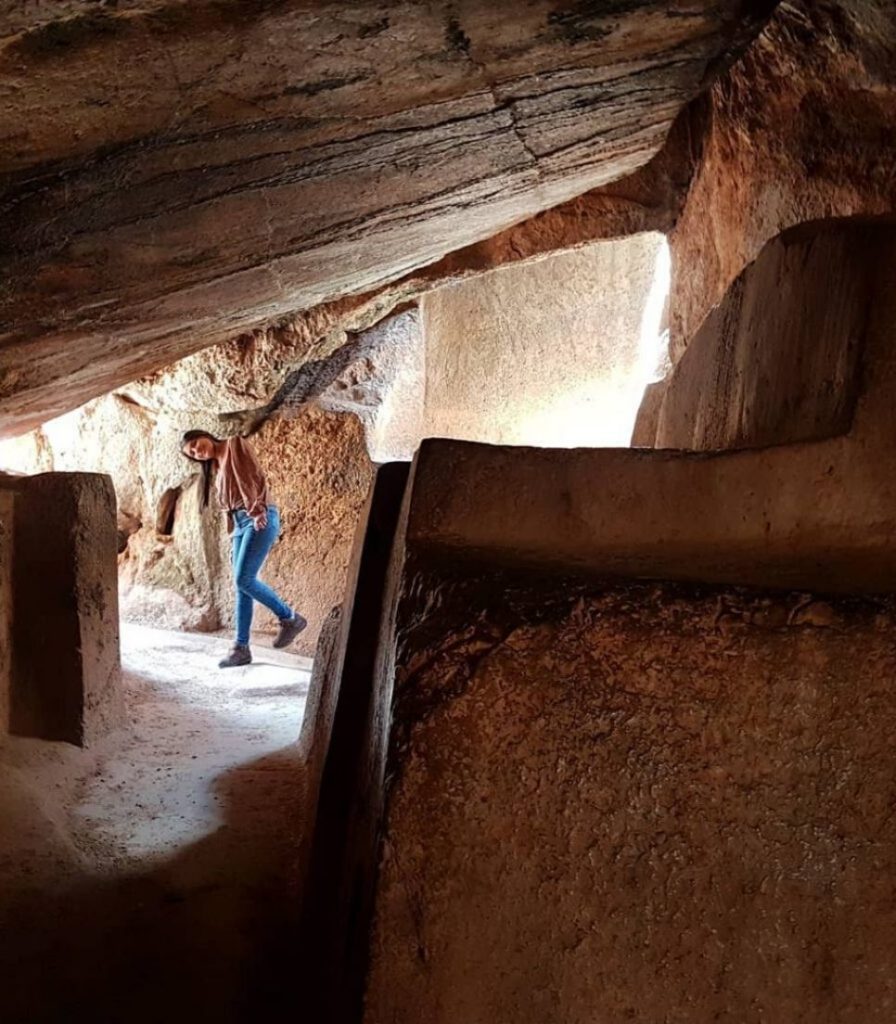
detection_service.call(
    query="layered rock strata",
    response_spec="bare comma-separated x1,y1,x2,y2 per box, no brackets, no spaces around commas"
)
0,1,772,433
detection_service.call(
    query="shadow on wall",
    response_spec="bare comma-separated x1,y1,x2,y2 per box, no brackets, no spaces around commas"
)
1,695,307,1023
0,233,670,655
316,235,672,459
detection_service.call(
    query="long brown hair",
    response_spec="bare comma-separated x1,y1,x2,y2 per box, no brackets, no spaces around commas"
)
181,430,221,510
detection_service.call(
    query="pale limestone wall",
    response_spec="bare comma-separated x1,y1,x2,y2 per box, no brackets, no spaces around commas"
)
321,237,668,462
0,235,665,650
419,234,666,449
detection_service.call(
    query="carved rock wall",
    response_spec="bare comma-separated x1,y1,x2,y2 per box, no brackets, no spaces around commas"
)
0,224,670,650
644,219,873,450
356,222,896,1024
668,0,896,361
139,103,699,447
319,309,426,464
366,578,896,1024
0,471,122,746
422,232,666,448
0,489,12,732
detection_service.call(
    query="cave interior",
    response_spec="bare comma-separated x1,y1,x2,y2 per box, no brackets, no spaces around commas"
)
1,2,895,1022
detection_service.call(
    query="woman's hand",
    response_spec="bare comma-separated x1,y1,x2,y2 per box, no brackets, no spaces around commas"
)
253,510,268,531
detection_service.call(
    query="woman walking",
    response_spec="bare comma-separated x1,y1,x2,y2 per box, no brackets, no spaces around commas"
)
181,430,306,668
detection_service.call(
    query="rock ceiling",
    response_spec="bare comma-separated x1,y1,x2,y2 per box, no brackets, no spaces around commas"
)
0,1,774,434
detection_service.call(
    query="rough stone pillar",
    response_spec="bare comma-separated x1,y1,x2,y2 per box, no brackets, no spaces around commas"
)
10,472,122,746
0,489,13,733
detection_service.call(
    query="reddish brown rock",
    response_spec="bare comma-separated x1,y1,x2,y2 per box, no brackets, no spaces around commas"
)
310,240,896,1006
366,580,896,1023
299,462,411,1024
300,225,896,1024
250,410,374,654
4,392,374,657
406,220,896,593
118,119,691,443
5,472,122,746
668,0,896,359
0,489,12,732
652,220,872,450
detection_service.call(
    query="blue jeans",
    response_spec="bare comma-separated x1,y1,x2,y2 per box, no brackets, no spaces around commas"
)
231,506,293,645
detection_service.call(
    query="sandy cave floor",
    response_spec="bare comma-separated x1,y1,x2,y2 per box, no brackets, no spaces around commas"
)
0,624,312,1024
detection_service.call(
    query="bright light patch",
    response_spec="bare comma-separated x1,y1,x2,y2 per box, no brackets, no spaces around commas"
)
510,234,671,449
0,434,42,474
638,236,671,384
0,405,86,475
514,377,651,448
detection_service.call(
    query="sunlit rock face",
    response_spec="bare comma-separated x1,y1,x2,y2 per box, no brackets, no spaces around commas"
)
652,220,872,451
0,1,773,434
319,234,669,457
319,310,426,464
0,227,669,647
421,233,668,448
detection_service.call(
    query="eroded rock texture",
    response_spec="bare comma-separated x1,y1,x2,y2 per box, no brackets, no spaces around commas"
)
0,1,772,434
407,219,896,592
0,489,13,731
3,472,122,746
647,219,872,450
302,222,896,1024
200,103,697,441
669,0,896,359
318,309,425,463
422,231,665,447
367,576,896,1023
3,218,676,653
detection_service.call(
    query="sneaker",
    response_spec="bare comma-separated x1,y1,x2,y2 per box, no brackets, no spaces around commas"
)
273,612,307,649
219,644,252,669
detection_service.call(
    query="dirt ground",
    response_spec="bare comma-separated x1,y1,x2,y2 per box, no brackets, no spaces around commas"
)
0,624,311,1024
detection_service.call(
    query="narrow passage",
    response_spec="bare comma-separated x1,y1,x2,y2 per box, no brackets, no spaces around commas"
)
0,624,310,1023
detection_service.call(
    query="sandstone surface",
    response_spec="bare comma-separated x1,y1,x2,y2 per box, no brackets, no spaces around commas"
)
422,232,666,448
668,0,896,360
307,216,896,1012
318,310,425,463
651,220,871,449
3,472,122,746
0,1,772,434
408,219,896,593
366,577,896,1023
0,490,12,732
